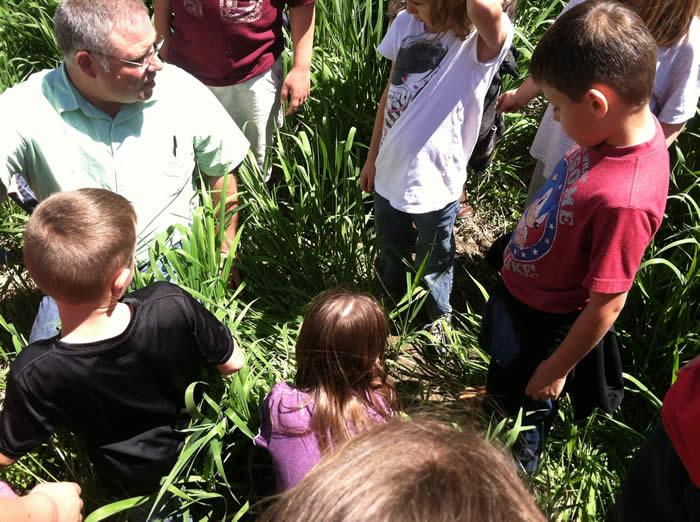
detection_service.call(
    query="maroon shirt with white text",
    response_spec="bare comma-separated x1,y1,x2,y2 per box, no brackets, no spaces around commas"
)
502,119,669,313
168,0,315,86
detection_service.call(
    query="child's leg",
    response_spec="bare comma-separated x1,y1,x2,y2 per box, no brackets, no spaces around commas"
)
208,60,283,176
374,193,415,300
412,199,460,320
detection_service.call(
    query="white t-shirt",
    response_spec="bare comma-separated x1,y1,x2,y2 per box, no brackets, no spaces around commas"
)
374,10,514,214
530,1,700,178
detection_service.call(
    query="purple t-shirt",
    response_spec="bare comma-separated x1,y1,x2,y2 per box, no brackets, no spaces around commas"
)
253,382,389,491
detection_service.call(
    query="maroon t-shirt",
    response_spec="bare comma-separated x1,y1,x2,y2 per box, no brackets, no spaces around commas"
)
502,119,669,313
168,0,315,86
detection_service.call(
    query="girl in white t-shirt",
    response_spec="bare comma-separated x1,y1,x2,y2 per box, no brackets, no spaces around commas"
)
360,0,513,322
498,0,700,202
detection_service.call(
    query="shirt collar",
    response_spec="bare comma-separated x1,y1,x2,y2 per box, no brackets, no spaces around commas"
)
48,63,158,120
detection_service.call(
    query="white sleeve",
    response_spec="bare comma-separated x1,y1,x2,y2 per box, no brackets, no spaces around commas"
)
654,20,700,125
377,10,410,61
173,66,250,176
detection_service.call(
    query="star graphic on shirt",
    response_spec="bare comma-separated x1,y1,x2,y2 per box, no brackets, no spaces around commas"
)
549,224,555,230
545,238,550,245
533,249,539,255
558,184,563,189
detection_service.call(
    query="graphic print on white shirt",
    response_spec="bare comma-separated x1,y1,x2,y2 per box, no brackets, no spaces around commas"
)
383,35,448,135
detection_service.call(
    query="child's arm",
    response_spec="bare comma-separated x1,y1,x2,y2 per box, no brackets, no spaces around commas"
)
153,0,173,61
281,3,315,115
497,76,541,113
0,452,15,466
525,290,628,401
360,80,390,193
468,0,509,63
216,340,245,375
1,482,83,522
661,122,686,147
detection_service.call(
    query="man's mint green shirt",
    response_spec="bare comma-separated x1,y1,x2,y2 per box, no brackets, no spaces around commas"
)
0,64,249,258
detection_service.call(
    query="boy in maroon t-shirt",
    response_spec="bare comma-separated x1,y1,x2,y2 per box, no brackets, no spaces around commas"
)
481,1,670,472
154,0,315,173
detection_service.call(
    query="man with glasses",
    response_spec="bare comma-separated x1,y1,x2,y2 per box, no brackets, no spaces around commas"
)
0,0,249,341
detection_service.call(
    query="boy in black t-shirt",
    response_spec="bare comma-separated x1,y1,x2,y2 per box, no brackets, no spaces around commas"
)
0,189,245,499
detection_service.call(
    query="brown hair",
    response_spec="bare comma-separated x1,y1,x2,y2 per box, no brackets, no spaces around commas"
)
23,189,137,305
388,0,474,39
634,0,699,48
530,0,657,107
293,289,396,453
259,417,546,522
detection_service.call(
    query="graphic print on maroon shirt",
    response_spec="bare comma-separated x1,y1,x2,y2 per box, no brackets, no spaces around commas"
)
169,0,315,86
502,122,669,314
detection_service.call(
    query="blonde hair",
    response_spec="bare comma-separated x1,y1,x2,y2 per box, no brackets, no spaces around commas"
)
23,189,136,305
388,0,474,39
259,417,546,522
293,289,396,453
633,0,700,48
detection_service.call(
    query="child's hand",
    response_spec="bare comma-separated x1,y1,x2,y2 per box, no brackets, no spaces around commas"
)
525,359,567,401
497,88,527,113
29,482,83,522
360,161,376,193
281,65,311,115
680,354,700,373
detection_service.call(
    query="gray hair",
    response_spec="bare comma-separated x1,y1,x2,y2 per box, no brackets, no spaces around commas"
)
53,0,149,61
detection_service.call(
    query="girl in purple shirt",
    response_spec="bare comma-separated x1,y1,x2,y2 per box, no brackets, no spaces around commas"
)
254,289,396,491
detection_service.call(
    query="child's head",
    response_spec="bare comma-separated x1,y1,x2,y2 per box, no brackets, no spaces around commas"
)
530,1,657,147
259,417,546,522
635,0,699,48
296,288,389,394
23,189,136,305
397,0,473,39
294,289,394,451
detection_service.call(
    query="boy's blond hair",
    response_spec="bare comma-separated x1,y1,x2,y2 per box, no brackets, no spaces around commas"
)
259,417,546,522
23,189,136,304
530,1,656,108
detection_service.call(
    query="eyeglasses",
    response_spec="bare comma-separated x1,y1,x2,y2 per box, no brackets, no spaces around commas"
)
94,38,164,72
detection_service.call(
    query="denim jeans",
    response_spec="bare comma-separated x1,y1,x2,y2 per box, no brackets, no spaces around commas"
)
373,193,459,320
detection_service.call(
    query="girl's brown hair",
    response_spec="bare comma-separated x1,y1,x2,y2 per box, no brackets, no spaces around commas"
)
259,417,546,522
633,0,700,48
388,0,474,39
293,289,396,453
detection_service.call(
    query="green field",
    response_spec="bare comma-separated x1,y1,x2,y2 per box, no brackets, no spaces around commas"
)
0,0,698,519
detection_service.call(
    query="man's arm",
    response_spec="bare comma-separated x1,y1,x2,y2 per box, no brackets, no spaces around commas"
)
468,0,508,63
281,3,315,115
153,0,173,60
209,171,239,254
525,291,628,401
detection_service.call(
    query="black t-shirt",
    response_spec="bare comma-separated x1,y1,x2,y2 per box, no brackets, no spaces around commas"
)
0,282,233,496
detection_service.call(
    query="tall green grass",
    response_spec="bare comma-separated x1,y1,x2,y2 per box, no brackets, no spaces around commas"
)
0,0,698,520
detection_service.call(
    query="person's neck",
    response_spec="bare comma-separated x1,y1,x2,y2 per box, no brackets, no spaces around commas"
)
64,64,123,118
57,299,132,344
604,106,656,148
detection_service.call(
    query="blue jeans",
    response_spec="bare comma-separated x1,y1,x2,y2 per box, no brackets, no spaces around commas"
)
373,193,459,320
29,250,178,343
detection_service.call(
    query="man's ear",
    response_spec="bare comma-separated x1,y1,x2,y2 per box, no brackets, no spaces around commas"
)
587,87,610,119
74,51,100,79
